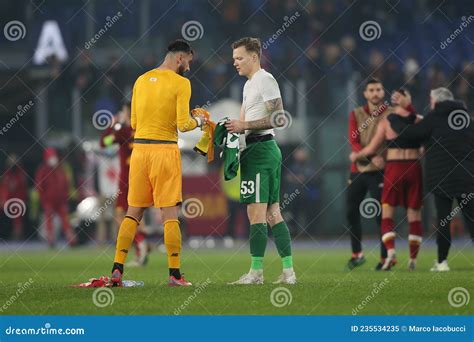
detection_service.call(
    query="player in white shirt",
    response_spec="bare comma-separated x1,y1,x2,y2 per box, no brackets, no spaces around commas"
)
225,37,296,285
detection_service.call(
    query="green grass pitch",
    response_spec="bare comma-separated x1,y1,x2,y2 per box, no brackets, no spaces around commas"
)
0,245,472,315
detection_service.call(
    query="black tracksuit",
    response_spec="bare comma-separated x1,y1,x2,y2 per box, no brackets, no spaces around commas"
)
346,171,386,257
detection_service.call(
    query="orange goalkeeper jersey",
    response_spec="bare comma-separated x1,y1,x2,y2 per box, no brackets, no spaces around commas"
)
131,69,197,141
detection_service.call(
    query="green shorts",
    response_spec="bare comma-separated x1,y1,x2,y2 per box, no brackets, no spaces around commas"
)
240,139,282,204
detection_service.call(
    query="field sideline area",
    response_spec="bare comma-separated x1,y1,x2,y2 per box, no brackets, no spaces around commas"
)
1,242,472,316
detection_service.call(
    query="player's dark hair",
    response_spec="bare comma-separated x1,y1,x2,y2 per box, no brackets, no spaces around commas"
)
167,39,193,55
396,87,410,96
232,37,262,59
365,78,382,89
122,100,131,108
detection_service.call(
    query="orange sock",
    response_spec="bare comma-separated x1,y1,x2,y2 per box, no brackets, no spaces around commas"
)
114,216,139,265
164,219,182,269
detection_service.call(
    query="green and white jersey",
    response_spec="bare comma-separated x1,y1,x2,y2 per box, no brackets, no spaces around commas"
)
243,69,281,137
214,119,240,181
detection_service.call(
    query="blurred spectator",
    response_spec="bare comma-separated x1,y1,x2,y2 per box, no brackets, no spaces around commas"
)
0,154,28,240
35,148,76,247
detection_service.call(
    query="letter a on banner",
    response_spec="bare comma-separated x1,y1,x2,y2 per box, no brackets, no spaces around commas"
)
33,21,69,64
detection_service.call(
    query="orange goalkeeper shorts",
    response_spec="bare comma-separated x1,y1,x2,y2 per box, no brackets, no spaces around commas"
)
127,142,182,208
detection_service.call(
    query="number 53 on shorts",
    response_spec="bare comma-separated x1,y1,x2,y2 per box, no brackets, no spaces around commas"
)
239,140,282,204
239,170,281,204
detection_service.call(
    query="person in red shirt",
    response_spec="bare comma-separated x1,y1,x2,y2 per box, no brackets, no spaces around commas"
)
100,102,148,266
35,148,76,247
1,154,28,240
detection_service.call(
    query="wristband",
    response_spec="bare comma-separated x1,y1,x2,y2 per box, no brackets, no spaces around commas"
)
194,116,202,127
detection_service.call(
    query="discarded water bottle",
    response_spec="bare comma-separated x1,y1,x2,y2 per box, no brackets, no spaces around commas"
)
122,280,144,287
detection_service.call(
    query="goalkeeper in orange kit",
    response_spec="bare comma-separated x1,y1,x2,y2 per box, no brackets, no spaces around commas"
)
111,40,207,286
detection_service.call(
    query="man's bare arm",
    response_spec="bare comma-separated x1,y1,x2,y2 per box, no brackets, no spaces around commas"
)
264,97,283,114
244,97,283,130
355,120,386,159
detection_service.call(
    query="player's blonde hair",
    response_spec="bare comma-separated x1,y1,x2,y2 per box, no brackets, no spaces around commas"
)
231,37,262,59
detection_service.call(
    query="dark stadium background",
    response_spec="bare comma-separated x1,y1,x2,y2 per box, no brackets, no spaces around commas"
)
0,0,473,242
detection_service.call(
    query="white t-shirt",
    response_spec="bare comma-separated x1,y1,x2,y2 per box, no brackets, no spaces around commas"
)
242,69,281,137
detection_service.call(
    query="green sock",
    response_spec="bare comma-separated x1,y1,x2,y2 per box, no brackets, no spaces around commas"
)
272,221,293,268
249,223,268,270
282,256,293,269
251,256,264,270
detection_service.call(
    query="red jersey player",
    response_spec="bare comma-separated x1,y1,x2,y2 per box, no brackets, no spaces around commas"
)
35,148,77,247
350,89,424,271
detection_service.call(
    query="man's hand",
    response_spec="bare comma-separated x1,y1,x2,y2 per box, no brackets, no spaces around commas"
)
191,108,210,128
225,120,246,134
391,91,412,108
371,155,385,169
195,115,209,127
349,152,358,163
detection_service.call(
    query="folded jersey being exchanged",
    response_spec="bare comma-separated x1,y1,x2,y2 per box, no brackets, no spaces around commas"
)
214,118,240,181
